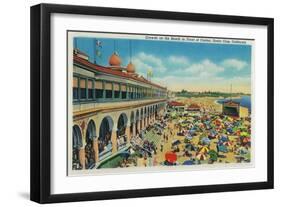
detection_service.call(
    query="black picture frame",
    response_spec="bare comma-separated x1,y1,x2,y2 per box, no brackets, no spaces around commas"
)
30,3,274,204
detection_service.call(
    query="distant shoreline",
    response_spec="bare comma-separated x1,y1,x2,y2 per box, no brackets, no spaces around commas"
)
174,90,250,96
214,95,251,112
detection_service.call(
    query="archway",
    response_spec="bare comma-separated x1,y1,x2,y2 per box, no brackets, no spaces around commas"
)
136,110,140,135
117,113,128,149
85,120,96,169
156,104,159,118
72,125,83,170
140,108,143,130
144,107,147,127
130,111,135,137
147,107,150,125
154,105,158,119
98,116,114,155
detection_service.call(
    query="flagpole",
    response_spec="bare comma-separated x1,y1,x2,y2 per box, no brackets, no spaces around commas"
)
74,38,78,49
93,38,96,64
129,40,132,63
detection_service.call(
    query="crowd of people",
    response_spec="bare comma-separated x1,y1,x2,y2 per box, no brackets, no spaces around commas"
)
115,103,251,169
161,109,251,166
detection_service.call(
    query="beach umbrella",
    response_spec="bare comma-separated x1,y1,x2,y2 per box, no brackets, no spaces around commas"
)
182,160,194,165
204,120,211,125
201,137,211,145
196,153,207,160
119,151,130,159
208,150,218,161
219,135,229,142
199,146,209,154
235,130,241,136
165,151,177,163
210,129,217,135
185,143,196,151
240,132,250,137
191,126,198,131
189,130,196,136
242,137,251,143
242,152,251,161
172,139,181,146
208,129,217,139
198,123,204,128
217,144,228,153
204,123,210,129
238,126,248,132
181,123,188,127
185,134,193,141
227,117,234,122
232,126,238,132
223,141,232,146
227,127,233,134
215,119,222,126
238,146,248,155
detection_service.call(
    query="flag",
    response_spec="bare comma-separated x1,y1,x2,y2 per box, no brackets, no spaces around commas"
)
147,69,153,78
96,50,102,58
96,40,102,48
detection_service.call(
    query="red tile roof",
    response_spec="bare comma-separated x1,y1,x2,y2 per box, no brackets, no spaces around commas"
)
223,100,240,107
168,101,185,107
74,55,166,90
188,103,201,109
74,49,88,58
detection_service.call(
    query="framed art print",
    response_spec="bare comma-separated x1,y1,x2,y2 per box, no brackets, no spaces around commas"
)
30,3,274,203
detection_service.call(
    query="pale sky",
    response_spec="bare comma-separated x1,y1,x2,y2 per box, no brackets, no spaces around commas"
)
75,36,252,94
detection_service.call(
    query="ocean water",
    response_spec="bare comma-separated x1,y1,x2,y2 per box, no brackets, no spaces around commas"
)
217,96,251,112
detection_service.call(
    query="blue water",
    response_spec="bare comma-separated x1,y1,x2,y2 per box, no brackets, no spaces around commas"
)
217,96,251,112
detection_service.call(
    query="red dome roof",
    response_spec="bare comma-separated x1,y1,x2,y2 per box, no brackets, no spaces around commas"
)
109,52,121,66
126,62,136,73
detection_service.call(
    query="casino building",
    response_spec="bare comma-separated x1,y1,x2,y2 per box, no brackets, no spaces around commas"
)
72,49,168,170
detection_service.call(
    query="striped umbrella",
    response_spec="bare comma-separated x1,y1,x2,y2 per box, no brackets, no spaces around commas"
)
196,153,207,160
223,141,232,146
198,146,209,154
165,152,177,163
242,137,251,143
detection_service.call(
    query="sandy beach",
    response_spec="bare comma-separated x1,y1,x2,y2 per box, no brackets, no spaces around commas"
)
108,96,252,169
176,96,249,117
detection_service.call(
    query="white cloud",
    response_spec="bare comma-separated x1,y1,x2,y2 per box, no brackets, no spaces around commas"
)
154,75,250,93
185,59,224,77
130,54,250,93
132,52,167,73
221,58,248,70
168,55,189,65
130,53,249,92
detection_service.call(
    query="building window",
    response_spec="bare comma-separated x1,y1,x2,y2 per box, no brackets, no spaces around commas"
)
113,83,120,99
129,86,134,99
137,88,140,99
80,78,86,99
121,84,127,99
95,80,103,99
106,91,112,98
139,88,142,98
87,80,94,99
73,76,78,100
133,87,136,99
105,82,113,98
114,91,120,98
144,88,147,98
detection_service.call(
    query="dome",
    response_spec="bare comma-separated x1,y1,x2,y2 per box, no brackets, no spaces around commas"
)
126,62,136,73
109,52,121,66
